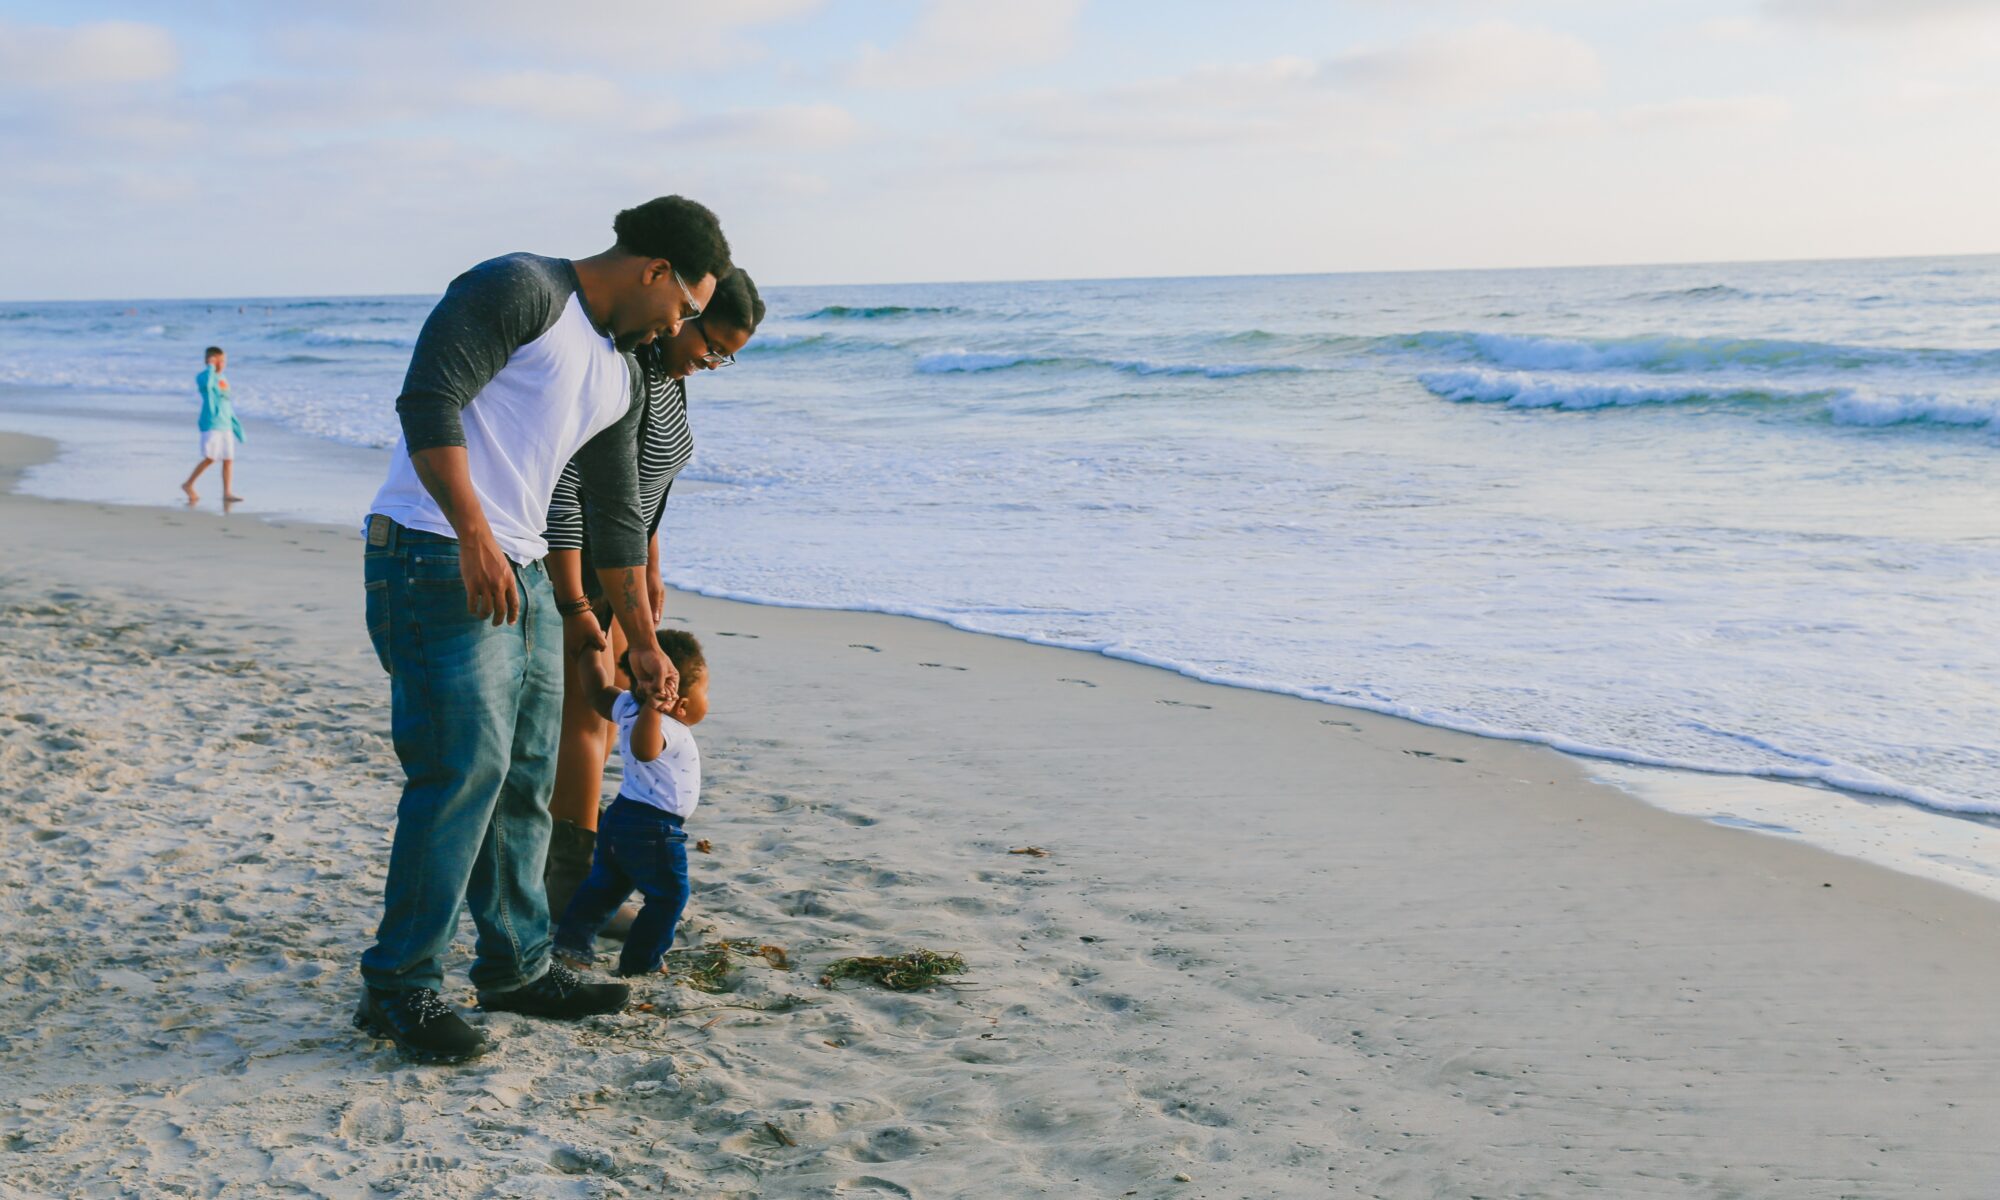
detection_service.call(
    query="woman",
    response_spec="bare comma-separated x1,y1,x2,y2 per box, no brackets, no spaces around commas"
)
542,269,765,919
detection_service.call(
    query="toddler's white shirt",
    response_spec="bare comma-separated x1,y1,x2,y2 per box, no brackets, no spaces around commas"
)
612,691,700,819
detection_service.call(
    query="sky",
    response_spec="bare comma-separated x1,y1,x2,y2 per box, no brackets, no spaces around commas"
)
0,0,1996,299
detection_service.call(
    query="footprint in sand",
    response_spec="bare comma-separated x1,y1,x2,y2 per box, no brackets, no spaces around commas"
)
1057,677,1097,687
715,631,759,638
848,1126,928,1163
1157,699,1211,710
848,643,880,652
834,1178,915,1199
1403,749,1467,763
1320,718,1358,730
918,662,967,671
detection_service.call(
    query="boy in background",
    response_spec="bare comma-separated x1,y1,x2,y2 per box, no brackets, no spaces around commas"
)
181,345,244,504
554,629,708,977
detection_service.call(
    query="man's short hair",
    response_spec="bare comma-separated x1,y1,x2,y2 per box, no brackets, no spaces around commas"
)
704,270,765,335
204,345,223,358
613,197,732,284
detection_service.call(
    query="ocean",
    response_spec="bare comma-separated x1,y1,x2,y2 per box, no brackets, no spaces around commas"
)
3,255,1996,882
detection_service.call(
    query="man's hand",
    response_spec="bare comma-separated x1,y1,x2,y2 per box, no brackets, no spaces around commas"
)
459,530,518,626
407,446,511,625
625,637,680,713
563,609,607,659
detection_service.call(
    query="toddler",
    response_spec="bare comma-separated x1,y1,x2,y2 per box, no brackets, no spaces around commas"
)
554,629,709,977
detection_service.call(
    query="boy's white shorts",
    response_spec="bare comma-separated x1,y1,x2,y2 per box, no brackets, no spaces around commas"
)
199,429,236,461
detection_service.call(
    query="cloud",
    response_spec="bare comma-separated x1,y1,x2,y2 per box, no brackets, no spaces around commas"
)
677,103,860,149
1891,76,1999,108
1324,21,1603,102
980,22,1603,155
324,0,823,59
849,0,1081,89
1619,94,1794,129
0,19,178,90
458,71,634,123
1763,0,1999,26
1762,0,2000,68
1488,95,1794,140
1697,16,1765,42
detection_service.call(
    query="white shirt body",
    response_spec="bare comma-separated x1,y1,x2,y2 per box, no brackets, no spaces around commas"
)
612,690,701,819
368,292,632,565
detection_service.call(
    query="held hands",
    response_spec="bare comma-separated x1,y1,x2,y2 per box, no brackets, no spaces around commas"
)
625,637,681,714
459,530,519,626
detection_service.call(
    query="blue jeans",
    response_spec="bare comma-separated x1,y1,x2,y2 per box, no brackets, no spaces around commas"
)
554,797,691,977
359,519,560,995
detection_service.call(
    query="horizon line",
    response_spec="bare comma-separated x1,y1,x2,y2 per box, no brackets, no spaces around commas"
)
7,246,1996,306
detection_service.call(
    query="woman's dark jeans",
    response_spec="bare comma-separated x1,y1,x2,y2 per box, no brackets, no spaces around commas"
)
553,797,691,977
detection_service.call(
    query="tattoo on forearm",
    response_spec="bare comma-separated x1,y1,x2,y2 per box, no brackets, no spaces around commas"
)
619,568,642,617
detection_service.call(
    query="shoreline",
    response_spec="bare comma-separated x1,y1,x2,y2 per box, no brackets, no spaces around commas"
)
7,394,2000,906
4,427,2000,1194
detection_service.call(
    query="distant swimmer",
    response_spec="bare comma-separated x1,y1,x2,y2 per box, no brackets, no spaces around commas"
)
180,345,244,505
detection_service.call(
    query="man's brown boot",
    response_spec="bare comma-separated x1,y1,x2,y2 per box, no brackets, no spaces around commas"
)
543,819,596,919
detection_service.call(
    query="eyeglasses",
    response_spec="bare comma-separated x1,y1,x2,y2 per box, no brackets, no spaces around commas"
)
693,320,735,369
670,267,703,322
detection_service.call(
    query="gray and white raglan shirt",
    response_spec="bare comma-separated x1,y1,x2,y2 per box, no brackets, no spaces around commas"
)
367,253,648,568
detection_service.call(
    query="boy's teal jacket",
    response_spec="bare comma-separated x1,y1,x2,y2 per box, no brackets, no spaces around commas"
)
195,366,246,443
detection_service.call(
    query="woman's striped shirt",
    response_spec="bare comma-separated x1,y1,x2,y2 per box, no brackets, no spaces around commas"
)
543,345,693,567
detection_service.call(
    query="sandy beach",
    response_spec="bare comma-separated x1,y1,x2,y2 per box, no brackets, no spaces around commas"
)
2,427,1998,1199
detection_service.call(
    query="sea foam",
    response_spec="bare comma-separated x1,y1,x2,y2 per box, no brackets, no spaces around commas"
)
1396,330,2000,375
1418,368,1830,411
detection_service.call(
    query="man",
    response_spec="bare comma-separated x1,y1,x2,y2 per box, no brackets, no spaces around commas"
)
354,196,731,1063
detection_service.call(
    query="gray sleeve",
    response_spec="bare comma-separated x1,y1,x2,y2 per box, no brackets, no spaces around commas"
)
395,254,572,452
570,360,648,569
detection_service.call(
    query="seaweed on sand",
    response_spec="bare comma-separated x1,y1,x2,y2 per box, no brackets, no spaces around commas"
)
664,940,793,992
819,950,968,992
665,947,736,993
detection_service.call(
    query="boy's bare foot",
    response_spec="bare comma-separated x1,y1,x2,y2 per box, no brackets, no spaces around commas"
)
181,483,199,503
224,494,245,502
